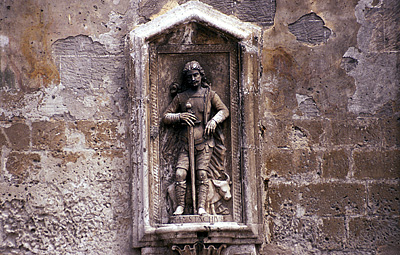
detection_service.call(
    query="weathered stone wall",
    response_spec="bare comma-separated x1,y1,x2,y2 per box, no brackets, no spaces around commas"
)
0,1,135,253
0,0,398,254
261,0,399,254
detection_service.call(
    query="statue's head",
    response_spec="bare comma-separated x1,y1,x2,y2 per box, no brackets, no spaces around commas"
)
182,61,207,88
183,61,204,76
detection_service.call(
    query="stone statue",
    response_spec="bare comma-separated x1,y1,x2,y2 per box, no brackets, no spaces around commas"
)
163,61,230,216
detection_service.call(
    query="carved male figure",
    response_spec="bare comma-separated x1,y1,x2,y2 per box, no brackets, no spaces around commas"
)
163,61,229,216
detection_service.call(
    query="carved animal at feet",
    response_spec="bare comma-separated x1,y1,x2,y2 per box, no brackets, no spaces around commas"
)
167,173,232,216
205,173,232,215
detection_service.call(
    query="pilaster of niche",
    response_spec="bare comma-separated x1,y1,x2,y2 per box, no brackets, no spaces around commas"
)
128,1,263,252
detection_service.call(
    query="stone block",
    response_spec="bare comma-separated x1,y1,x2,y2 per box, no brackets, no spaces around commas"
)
68,121,124,150
268,214,300,245
331,120,381,146
316,217,346,250
50,151,81,165
32,121,66,151
235,0,276,26
36,151,83,183
179,0,276,27
265,149,291,176
267,183,298,216
259,119,290,148
269,216,344,253
257,119,324,148
44,150,129,184
353,149,400,179
348,217,400,249
368,183,399,216
260,244,291,255
141,247,169,255
322,149,349,179
3,123,30,150
300,183,366,216
381,117,400,147
265,149,317,178
201,0,235,16
275,216,346,251
293,120,324,145
223,244,256,255
272,215,346,252
5,151,41,181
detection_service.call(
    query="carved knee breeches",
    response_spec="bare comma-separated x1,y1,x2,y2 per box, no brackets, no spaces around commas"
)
175,142,213,175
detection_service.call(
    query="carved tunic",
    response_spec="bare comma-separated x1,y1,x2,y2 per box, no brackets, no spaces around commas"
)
163,86,229,149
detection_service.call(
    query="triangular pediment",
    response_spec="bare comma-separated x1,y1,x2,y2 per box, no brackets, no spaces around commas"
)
131,1,261,42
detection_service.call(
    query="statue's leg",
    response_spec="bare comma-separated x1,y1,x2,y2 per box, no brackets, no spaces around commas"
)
196,144,213,216
174,169,187,215
196,170,209,216
210,203,216,215
174,151,189,215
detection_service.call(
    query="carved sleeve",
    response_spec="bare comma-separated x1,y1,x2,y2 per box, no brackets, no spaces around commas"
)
210,91,229,124
163,95,181,124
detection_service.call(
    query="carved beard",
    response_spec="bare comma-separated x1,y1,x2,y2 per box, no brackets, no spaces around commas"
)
189,80,201,87
187,77,201,88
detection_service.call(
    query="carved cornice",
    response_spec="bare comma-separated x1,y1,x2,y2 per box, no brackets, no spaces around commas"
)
131,1,261,44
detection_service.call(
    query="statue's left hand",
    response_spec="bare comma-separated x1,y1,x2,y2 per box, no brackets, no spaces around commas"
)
205,119,217,136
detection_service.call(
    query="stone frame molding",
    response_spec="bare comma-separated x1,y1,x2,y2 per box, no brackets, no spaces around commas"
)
129,1,263,250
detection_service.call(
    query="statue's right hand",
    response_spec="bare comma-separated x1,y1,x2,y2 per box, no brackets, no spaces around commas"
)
180,112,197,126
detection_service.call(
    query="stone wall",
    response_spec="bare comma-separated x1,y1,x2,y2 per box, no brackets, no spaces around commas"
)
261,0,399,254
0,0,398,254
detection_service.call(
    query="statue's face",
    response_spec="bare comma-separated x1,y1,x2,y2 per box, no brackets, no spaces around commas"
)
186,70,201,88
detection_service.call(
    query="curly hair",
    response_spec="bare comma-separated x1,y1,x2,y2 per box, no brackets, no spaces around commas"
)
182,61,205,76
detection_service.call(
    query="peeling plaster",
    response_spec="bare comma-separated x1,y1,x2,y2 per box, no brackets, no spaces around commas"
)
345,47,398,115
149,0,179,20
294,94,320,119
288,12,332,45
0,35,9,48
344,0,400,115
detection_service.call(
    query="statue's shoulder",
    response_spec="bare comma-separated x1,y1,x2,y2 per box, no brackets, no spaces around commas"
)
177,90,190,99
209,89,217,98
175,89,191,105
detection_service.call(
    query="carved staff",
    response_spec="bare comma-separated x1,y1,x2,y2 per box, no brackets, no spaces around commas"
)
186,102,197,215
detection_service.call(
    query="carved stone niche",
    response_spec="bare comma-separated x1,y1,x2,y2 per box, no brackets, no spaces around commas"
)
129,2,262,254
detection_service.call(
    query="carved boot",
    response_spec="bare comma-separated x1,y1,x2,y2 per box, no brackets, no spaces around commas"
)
173,181,186,215
197,181,209,216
